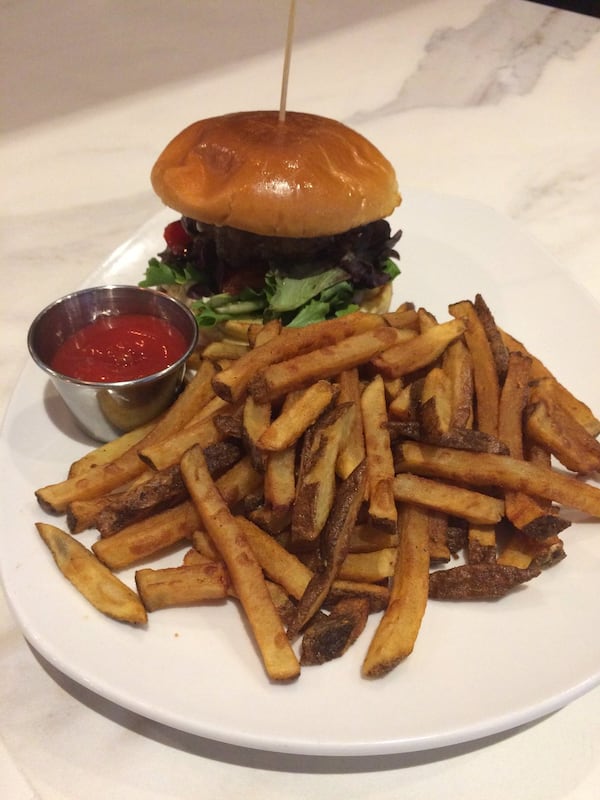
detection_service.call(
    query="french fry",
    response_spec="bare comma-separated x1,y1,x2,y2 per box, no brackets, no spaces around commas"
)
348,523,399,553
467,523,497,565
67,492,124,534
249,326,398,403
138,411,224,471
263,449,296,526
135,562,230,611
362,504,430,678
498,526,566,570
190,528,222,561
396,441,600,520
370,318,465,379
473,293,509,384
92,501,199,570
67,419,156,478
449,300,499,436
258,380,335,452
361,375,397,530
525,397,600,475
500,330,600,437
497,350,545,535
497,353,568,537
300,597,370,666
428,563,540,600
427,510,451,563
259,390,298,526
242,393,271,469
180,445,300,681
286,461,367,638
391,473,504,525
382,308,419,331
201,340,248,361
511,442,571,539
338,548,397,583
292,403,352,541
442,337,473,429
336,368,366,479
388,378,423,421
235,516,314,600
215,456,263,508
36,522,147,624
325,580,390,613
214,310,385,403
249,318,282,348
419,366,452,439
498,351,531,457
94,464,187,537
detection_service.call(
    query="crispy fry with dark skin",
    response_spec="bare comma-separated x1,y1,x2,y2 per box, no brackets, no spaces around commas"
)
427,510,451,563
300,598,370,666
286,460,367,639
387,420,509,455
474,293,510,385
467,523,497,565
94,465,186,537
428,563,540,600
292,403,352,541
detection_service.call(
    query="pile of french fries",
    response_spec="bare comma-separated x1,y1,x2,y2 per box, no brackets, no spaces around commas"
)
35,293,600,682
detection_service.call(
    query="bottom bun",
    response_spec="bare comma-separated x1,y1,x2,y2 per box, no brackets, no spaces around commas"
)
355,283,393,315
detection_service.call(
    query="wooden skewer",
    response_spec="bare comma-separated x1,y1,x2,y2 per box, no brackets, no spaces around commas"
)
279,0,297,122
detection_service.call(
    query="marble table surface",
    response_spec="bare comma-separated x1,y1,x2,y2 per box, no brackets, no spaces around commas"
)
1,1,599,798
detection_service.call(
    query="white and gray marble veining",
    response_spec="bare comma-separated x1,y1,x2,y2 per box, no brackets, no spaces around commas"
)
350,0,600,118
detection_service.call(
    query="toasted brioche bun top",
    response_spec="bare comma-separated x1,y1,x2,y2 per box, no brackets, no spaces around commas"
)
151,110,401,238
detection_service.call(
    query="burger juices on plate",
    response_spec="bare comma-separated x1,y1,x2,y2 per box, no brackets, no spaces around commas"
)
141,110,402,330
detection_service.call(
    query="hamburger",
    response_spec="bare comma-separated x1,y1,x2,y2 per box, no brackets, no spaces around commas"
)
141,110,402,330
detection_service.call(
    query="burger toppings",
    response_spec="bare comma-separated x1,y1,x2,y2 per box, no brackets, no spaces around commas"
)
140,217,401,327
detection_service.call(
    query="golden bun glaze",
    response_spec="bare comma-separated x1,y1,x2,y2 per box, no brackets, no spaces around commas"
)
151,110,401,238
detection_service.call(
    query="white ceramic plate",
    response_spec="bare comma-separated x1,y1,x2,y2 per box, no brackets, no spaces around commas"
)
2,190,599,756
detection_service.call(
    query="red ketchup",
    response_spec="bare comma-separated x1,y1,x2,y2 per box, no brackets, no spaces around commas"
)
50,313,188,382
